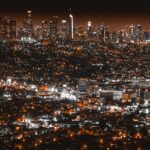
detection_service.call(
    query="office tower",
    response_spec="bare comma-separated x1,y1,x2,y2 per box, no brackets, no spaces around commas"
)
87,21,93,37
49,16,58,39
41,20,48,39
25,10,33,36
135,25,144,43
111,31,117,43
77,26,85,38
61,20,67,39
68,13,74,39
34,21,48,40
144,31,150,42
117,30,126,43
127,24,144,43
87,21,92,29
129,24,135,43
0,17,16,41
129,24,143,43
18,10,34,40
100,25,110,42
27,10,32,26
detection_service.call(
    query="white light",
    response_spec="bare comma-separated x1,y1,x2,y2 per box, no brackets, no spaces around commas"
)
6,78,12,84
145,109,149,114
69,14,73,18
53,117,57,122
69,14,74,39
88,21,91,27
63,84,67,87
62,20,66,23
31,85,36,89
28,37,31,41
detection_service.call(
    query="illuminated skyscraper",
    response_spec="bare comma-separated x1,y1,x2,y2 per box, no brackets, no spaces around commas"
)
129,24,144,43
100,25,107,42
135,25,144,43
27,10,32,25
117,30,126,43
49,16,58,38
110,31,117,43
61,20,67,39
68,13,74,39
87,21,93,37
41,20,48,39
22,10,33,38
144,31,150,42
0,17,16,41
129,24,136,43
87,21,92,29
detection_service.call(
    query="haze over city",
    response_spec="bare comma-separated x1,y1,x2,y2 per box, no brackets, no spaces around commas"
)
0,0,150,28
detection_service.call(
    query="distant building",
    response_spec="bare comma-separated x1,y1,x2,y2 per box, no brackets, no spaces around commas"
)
18,10,34,40
0,17,16,41
61,20,67,39
99,90,124,101
41,20,49,39
129,24,144,43
144,31,150,42
87,21,93,38
68,13,74,39
99,25,110,42
117,30,126,43
110,31,117,43
34,21,48,40
78,79,88,95
49,16,58,39
23,10,33,38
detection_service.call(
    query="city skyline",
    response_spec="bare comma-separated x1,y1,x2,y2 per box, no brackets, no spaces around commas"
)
0,0,150,28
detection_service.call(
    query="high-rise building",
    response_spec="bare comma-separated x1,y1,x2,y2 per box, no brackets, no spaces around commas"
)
49,16,58,39
61,20,67,39
18,10,34,39
68,13,74,39
34,21,48,40
129,24,144,43
110,31,117,43
136,25,144,43
87,21,93,37
24,10,33,36
0,17,16,41
144,31,150,42
41,20,48,39
117,30,126,43
99,25,110,42
27,10,32,25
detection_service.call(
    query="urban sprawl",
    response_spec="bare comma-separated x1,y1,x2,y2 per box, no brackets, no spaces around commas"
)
0,11,150,150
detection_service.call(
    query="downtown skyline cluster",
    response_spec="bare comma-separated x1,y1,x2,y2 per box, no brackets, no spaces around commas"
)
0,10,150,44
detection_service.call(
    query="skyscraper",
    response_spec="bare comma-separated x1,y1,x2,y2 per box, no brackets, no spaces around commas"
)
87,21,93,38
61,20,67,39
26,10,33,34
0,17,16,41
49,16,58,39
68,13,74,39
18,10,33,39
129,24,144,43
41,20,48,39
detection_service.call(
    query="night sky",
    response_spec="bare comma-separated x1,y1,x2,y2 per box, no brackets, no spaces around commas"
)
0,0,150,28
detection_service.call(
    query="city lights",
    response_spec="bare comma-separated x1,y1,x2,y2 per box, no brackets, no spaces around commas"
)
0,6,150,150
